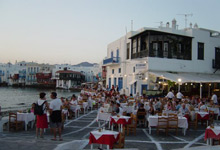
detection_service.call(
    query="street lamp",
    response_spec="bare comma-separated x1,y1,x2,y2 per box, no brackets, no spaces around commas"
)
178,78,182,92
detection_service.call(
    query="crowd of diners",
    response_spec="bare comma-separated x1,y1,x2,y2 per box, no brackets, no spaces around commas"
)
59,85,219,126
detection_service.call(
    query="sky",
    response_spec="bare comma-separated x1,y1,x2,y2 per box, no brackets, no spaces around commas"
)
0,0,220,65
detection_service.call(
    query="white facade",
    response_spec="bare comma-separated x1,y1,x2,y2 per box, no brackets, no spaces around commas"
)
53,64,101,83
104,21,220,96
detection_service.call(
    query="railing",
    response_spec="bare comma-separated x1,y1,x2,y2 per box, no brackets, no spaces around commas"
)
131,50,148,59
103,57,120,65
213,59,220,69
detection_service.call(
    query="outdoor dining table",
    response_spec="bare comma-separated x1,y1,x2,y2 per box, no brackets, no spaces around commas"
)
70,105,80,118
120,103,127,108
148,115,188,135
89,130,120,150
207,107,220,120
122,106,135,114
17,112,35,131
205,126,220,145
110,116,131,132
197,112,209,125
96,112,111,128
81,102,88,114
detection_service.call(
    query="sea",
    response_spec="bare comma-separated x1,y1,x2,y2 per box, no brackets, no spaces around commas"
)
0,87,80,112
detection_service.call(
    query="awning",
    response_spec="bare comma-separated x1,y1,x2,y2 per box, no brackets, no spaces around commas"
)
149,71,220,83
129,79,137,85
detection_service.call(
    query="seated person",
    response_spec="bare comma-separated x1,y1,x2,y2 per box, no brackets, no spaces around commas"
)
199,102,207,112
165,101,172,111
70,94,78,106
154,98,161,111
113,103,123,116
148,102,155,115
179,103,189,115
137,104,146,120
175,101,181,111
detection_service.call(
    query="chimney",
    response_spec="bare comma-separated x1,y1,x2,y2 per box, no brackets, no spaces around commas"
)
166,22,170,28
189,22,192,28
194,23,198,29
172,18,177,29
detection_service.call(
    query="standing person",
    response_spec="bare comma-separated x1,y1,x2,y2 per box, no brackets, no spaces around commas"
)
166,89,175,100
211,92,218,105
49,92,63,141
35,92,49,139
176,90,184,101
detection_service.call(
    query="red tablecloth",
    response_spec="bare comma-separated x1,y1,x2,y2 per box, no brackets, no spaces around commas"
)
89,132,119,149
204,128,220,140
110,117,131,125
197,113,209,120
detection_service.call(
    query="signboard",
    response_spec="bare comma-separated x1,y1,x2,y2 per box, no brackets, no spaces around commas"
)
136,63,146,70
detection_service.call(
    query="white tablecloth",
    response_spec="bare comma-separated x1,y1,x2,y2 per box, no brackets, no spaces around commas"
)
120,103,127,108
83,102,88,109
148,116,188,129
17,112,35,125
17,112,35,131
122,106,135,114
70,105,81,112
197,112,209,118
97,112,111,122
208,107,220,116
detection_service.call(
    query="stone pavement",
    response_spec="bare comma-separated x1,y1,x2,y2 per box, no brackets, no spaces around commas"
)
0,109,220,150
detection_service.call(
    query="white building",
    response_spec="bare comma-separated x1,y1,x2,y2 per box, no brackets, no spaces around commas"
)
26,62,54,85
52,64,101,83
104,19,220,97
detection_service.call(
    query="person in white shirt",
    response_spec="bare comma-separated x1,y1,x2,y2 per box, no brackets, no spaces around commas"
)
176,91,184,101
179,103,189,115
166,89,175,100
199,102,207,112
70,94,78,106
211,92,218,105
49,92,63,141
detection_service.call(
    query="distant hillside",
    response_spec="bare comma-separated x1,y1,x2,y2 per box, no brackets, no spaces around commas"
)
74,62,98,67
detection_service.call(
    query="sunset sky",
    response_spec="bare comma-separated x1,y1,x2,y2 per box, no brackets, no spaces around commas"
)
0,0,219,65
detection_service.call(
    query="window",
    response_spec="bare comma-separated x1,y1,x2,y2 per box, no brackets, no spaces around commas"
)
137,37,141,52
112,69,114,74
132,39,137,54
153,42,158,56
163,42,168,58
118,68,121,73
133,67,135,73
127,43,130,59
198,42,204,60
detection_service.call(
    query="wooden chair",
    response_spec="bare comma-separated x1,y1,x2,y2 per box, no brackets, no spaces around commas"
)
189,112,198,130
158,113,162,116
168,116,178,135
9,113,23,131
137,111,146,126
127,114,137,136
208,110,215,126
168,113,177,117
113,132,125,148
157,117,168,135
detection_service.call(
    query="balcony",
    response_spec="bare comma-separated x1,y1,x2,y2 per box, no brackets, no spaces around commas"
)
103,57,120,66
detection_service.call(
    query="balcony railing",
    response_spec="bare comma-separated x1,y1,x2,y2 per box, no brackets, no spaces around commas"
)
103,57,120,65
213,59,220,69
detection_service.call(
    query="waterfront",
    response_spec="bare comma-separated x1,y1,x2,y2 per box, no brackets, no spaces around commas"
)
0,87,79,112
